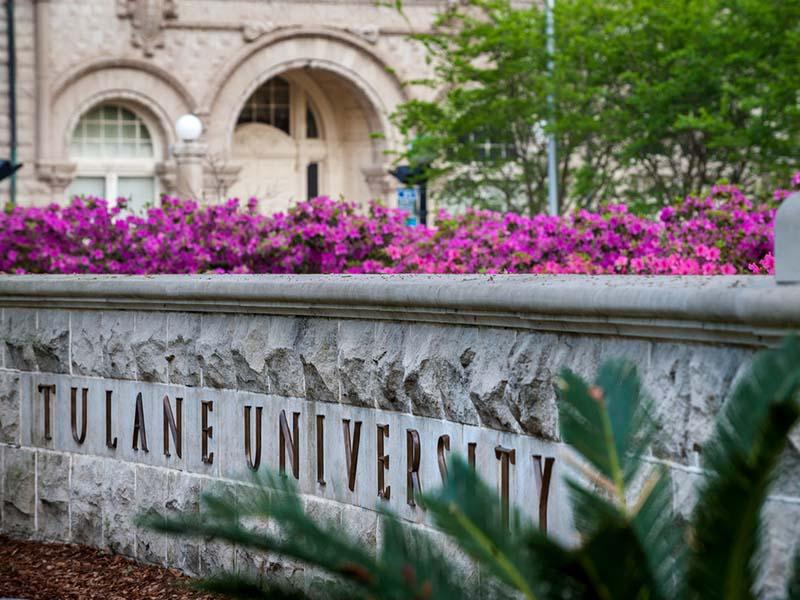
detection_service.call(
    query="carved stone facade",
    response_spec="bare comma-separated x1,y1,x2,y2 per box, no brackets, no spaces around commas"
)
0,0,444,210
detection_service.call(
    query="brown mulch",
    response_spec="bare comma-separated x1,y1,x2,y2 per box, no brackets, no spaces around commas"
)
0,536,221,600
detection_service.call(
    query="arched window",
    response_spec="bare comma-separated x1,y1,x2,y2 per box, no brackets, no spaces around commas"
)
237,77,291,134
67,104,158,210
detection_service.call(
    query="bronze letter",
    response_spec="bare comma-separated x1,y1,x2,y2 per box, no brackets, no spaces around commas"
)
495,446,516,530
279,410,300,480
316,415,326,485
201,401,213,464
377,423,391,500
244,405,262,470
406,429,422,507
533,455,555,533
105,390,117,449
437,434,450,483
38,384,55,441
467,442,477,469
342,419,362,492
132,392,149,452
162,395,182,459
70,387,88,444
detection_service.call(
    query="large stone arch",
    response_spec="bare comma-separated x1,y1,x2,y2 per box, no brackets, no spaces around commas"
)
203,28,408,163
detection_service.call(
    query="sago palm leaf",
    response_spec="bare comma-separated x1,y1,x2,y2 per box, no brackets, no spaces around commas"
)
144,471,472,599
557,360,655,503
420,455,544,599
556,360,681,598
142,473,382,597
686,335,800,600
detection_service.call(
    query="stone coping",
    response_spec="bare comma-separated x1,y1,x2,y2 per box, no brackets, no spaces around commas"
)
0,274,797,346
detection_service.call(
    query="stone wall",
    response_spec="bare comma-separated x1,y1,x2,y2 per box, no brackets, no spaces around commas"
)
1,274,799,597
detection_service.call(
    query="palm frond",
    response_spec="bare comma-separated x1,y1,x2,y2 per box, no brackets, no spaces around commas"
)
420,455,544,599
379,511,473,598
556,360,680,598
557,360,653,504
686,335,800,600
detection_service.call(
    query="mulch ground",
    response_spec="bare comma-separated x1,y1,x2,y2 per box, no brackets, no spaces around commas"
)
0,536,220,600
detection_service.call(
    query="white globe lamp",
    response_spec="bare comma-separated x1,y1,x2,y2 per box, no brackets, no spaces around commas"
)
175,113,203,142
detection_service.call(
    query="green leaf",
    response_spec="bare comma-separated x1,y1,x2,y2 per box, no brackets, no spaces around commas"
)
421,456,540,598
686,335,800,600
557,360,652,504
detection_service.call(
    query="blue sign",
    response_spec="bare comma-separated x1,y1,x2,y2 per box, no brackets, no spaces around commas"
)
397,186,418,226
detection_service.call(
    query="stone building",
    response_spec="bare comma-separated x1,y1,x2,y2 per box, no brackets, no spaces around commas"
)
0,0,443,212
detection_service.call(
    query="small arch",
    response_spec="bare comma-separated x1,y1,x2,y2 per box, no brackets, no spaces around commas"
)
52,58,196,111
50,62,193,162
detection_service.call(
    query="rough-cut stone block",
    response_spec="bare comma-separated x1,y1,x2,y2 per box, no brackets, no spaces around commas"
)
262,557,305,594
194,314,242,390
303,495,343,530
420,526,480,593
402,324,475,423
103,460,136,557
503,332,561,440
69,311,102,377
0,446,4,529
265,317,305,398
199,479,237,575
465,327,519,432
296,317,338,404
304,566,344,599
337,321,409,411
0,371,20,444
166,312,202,386
35,311,71,373
132,312,168,383
71,455,104,548
3,447,35,535
37,451,70,540
103,313,138,379
1,309,38,371
337,320,380,409
669,467,703,524
771,445,800,498
646,343,751,463
71,311,138,380
340,504,377,552
759,500,800,599
135,465,168,564
2,309,69,373
229,315,273,393
233,514,273,584
165,471,203,575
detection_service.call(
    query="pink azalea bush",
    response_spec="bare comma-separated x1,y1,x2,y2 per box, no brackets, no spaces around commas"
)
1,176,796,275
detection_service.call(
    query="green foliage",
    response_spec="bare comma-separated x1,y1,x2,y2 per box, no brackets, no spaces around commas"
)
391,0,800,214
142,336,800,599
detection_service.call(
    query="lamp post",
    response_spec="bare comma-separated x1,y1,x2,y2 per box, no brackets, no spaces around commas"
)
172,114,206,200
545,0,558,216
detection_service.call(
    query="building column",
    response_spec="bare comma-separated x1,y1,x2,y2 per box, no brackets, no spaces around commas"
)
171,141,206,200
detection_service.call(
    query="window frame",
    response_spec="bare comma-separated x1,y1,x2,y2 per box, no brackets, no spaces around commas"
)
67,103,161,209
